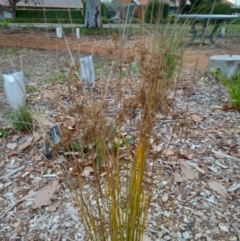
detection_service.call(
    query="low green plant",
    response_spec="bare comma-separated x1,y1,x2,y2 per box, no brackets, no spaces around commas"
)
165,52,177,78
26,23,34,28
126,18,140,24
4,47,18,55
43,72,66,85
3,19,9,29
214,70,240,109
7,106,33,133
0,129,9,138
26,85,38,93
24,71,31,78
130,62,139,75
67,139,89,153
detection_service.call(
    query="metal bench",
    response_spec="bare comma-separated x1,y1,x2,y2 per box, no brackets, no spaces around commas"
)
177,14,238,46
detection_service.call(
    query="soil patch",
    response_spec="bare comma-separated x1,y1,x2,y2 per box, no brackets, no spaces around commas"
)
0,29,240,71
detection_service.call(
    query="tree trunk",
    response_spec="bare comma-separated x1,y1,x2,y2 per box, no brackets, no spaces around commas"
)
84,0,101,28
11,1,17,20
9,0,20,20
178,0,186,14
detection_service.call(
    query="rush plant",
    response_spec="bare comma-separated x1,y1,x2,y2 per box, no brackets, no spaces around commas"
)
58,19,185,241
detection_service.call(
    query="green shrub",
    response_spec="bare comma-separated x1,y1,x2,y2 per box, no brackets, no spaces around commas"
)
189,2,231,14
101,2,108,18
121,3,136,19
168,14,176,24
101,16,110,24
213,3,231,14
109,18,123,24
186,0,231,14
126,17,140,24
16,9,83,20
145,1,169,24
168,14,176,19
15,18,84,24
231,7,240,14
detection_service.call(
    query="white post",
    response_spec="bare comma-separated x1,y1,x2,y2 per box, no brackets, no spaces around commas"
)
76,28,80,39
56,26,63,38
220,27,226,37
80,55,95,88
2,71,26,109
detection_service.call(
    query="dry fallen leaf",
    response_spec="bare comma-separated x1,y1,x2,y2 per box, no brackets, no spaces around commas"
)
33,153,42,161
33,179,61,209
64,115,76,130
7,150,19,157
190,114,205,122
82,166,94,177
7,143,17,150
46,200,61,212
198,161,208,171
33,131,41,142
6,163,19,169
152,143,163,153
155,114,164,120
162,148,175,157
182,152,196,160
19,190,37,202
18,137,33,151
162,104,173,117
208,181,229,199
174,172,184,182
12,134,21,142
179,160,198,180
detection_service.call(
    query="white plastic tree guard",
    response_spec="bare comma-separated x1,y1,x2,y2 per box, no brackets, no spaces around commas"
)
209,55,240,79
76,28,80,39
2,71,26,109
80,55,95,88
56,26,63,38
219,27,226,37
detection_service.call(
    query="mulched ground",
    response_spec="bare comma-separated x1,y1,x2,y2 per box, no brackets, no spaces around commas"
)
0,29,240,241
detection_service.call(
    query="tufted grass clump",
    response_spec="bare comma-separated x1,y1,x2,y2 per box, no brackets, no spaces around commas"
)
7,106,33,133
214,70,240,109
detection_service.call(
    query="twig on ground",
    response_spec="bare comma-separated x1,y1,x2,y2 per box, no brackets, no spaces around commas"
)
0,166,25,180
212,149,240,162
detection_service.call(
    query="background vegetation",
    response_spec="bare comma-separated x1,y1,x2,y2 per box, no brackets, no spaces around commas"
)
145,1,169,23
16,9,84,23
186,0,232,14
